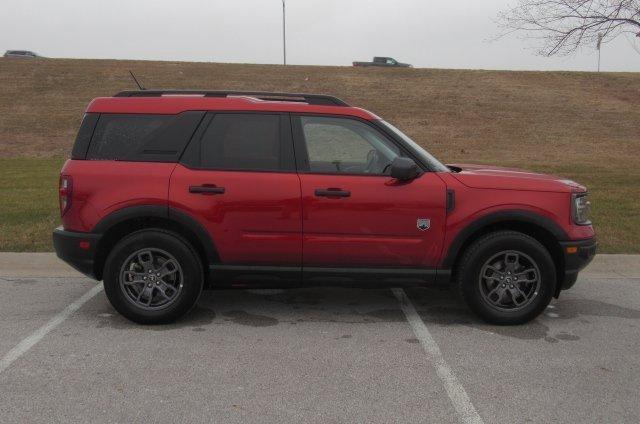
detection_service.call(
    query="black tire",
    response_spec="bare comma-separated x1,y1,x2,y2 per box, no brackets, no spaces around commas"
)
456,231,556,325
103,229,203,325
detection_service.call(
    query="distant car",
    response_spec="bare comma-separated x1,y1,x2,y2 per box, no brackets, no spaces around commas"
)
3,50,42,58
353,57,412,67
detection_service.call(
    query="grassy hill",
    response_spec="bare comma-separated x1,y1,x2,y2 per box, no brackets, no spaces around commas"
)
0,58,639,252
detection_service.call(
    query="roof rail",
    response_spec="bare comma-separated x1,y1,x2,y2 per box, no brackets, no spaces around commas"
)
113,90,349,106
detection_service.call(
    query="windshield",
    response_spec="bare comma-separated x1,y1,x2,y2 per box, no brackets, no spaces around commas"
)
379,121,449,172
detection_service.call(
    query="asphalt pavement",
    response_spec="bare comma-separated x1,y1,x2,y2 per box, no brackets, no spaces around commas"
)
0,253,638,423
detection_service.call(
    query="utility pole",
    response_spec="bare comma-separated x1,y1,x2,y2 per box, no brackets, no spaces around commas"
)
282,0,287,65
597,33,603,72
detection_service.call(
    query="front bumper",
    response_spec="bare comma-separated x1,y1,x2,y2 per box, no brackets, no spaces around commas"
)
558,237,597,290
52,227,101,279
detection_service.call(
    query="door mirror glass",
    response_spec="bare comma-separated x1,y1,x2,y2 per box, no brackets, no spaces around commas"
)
390,157,420,180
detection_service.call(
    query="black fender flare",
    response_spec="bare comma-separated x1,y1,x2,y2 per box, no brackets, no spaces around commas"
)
92,205,219,264
93,205,166,234
441,209,568,269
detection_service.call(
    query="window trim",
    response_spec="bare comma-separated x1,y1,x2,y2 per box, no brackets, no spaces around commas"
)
179,111,297,174
290,113,426,177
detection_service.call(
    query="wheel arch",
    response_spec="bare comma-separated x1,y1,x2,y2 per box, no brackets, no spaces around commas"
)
443,210,567,293
92,205,219,280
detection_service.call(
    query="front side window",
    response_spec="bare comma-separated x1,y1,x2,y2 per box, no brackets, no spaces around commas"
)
298,116,401,175
200,113,283,171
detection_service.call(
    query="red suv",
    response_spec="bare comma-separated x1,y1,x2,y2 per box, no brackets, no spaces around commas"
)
53,90,596,325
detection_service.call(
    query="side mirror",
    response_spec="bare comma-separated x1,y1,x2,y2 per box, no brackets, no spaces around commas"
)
390,157,420,180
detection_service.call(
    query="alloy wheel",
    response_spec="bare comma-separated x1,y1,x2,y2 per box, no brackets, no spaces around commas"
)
119,248,184,310
478,250,541,311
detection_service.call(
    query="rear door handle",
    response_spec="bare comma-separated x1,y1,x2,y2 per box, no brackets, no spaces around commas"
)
314,188,351,198
189,185,225,195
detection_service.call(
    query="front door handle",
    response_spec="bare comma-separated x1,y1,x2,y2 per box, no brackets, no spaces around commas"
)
314,188,351,198
189,185,225,195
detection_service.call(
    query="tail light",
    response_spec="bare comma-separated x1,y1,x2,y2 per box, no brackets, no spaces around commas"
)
59,175,73,216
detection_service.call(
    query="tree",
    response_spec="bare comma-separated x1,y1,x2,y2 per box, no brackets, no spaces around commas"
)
497,0,640,56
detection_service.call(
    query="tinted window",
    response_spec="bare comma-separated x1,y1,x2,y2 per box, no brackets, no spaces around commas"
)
200,114,284,171
298,116,401,175
87,114,171,160
71,113,99,159
86,112,203,162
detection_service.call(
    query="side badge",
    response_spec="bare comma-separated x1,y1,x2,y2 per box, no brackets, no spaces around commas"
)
417,218,430,231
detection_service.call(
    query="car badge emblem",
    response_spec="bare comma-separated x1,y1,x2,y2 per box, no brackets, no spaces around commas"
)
417,218,430,231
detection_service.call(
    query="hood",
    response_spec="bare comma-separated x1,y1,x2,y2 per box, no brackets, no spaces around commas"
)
447,163,586,193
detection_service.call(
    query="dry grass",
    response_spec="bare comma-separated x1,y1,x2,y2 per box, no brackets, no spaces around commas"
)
0,58,639,252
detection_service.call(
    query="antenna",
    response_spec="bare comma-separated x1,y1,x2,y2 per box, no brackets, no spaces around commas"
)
128,70,145,90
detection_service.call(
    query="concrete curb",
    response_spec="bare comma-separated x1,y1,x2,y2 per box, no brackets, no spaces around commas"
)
0,252,638,279
0,253,81,278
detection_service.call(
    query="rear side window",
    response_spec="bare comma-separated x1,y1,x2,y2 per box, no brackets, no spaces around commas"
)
71,113,99,160
195,113,292,171
85,112,204,162
87,114,170,160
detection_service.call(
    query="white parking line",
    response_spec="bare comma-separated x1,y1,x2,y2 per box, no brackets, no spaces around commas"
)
0,284,103,374
392,288,484,424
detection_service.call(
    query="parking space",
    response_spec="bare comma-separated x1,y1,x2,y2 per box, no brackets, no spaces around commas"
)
0,256,639,423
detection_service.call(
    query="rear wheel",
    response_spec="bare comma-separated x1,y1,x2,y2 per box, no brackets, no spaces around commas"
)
457,231,556,325
103,229,203,324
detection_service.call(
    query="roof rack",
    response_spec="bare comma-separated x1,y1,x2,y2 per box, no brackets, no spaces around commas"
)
113,90,349,106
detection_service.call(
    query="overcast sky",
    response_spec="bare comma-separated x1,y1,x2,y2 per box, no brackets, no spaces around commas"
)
2,0,639,71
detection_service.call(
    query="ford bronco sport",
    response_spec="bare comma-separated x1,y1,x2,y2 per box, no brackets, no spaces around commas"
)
53,90,596,325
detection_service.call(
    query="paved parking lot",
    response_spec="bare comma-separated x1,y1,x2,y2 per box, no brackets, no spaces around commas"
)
0,254,639,423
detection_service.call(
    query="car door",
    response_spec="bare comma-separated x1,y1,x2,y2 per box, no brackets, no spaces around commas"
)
169,112,302,274
292,115,447,275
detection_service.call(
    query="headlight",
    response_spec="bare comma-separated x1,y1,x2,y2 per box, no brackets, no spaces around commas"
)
572,193,591,225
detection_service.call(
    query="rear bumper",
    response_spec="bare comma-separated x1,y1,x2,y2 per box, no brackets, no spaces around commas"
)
559,237,597,290
52,227,101,279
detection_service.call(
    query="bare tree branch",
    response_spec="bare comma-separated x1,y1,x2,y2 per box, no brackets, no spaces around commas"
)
497,0,640,55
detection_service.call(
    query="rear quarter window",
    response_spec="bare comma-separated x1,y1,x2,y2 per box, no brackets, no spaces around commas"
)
84,112,204,162
71,113,99,159
87,114,171,160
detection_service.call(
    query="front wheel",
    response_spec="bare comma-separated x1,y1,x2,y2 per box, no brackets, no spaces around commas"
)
457,231,556,325
103,229,204,324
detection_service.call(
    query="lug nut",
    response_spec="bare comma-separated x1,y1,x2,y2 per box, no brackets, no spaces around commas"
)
510,285,514,288
501,284,506,288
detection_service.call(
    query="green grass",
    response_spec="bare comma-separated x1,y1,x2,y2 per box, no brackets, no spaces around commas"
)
0,158,66,251
0,157,636,253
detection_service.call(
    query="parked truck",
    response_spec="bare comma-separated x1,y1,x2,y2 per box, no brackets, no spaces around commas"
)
353,57,412,67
